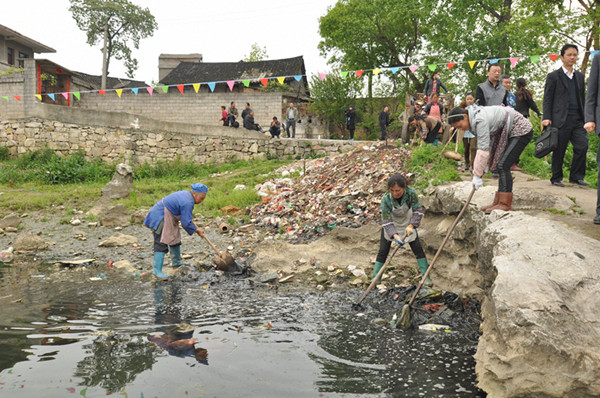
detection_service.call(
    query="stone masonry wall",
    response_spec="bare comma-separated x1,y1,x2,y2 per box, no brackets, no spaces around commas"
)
0,118,357,165
0,74,25,119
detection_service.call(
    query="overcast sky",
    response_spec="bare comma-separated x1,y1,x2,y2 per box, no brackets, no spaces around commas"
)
4,0,338,84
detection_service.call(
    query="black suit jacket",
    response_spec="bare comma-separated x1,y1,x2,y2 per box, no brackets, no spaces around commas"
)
543,67,585,129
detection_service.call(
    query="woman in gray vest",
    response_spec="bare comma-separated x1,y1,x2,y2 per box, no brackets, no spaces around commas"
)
448,106,533,213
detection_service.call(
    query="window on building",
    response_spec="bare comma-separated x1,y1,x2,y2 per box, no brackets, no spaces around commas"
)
18,52,29,68
7,48,14,65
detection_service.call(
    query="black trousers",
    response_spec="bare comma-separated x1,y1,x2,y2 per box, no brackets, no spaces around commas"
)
153,232,180,253
286,119,296,138
380,125,387,140
497,130,532,192
376,229,425,264
551,115,588,183
596,145,600,217
348,126,355,140
425,121,441,144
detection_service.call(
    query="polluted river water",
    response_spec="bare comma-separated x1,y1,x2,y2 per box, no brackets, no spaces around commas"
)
0,263,484,397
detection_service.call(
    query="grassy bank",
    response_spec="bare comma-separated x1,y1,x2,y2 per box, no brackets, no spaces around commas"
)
0,150,290,217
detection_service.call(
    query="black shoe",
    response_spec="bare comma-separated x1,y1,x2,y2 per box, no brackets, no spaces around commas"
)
594,215,600,224
551,181,565,187
569,179,590,186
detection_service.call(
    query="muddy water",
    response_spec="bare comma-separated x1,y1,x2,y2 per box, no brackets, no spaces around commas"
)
0,267,483,397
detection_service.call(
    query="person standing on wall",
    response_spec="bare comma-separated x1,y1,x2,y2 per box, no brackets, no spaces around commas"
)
379,105,390,141
476,64,507,107
345,105,356,141
583,49,600,225
542,43,589,187
143,184,207,281
286,102,298,138
424,71,449,102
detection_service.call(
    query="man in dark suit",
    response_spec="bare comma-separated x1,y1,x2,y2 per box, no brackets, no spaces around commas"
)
542,43,589,187
583,51,600,225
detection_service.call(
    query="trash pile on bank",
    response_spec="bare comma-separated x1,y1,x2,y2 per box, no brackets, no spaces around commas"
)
250,142,413,243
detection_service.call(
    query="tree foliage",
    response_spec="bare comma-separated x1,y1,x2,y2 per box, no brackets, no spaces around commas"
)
243,43,268,62
69,0,157,79
308,73,364,132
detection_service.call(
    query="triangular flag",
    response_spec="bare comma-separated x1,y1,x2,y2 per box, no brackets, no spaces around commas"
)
61,92,68,99
294,75,302,82
318,73,326,81
260,78,269,87
373,68,381,75
208,82,216,92
48,93,55,101
428,64,437,71
468,61,477,69
489,59,499,64
276,77,285,84
99,90,106,95
549,54,559,61
355,70,364,77
146,87,154,96
340,71,348,78
161,86,168,93
409,65,418,73
592,50,600,58
35,94,42,101
14,96,21,101
509,57,520,68
530,55,540,63
73,92,80,100
131,87,138,95
1,96,8,101
389,67,399,74
177,84,185,95
447,62,456,70
193,83,200,93
226,81,235,91
115,89,122,98
242,79,250,87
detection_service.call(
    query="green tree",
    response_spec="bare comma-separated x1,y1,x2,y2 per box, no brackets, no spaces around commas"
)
308,72,364,134
243,43,268,62
69,0,157,86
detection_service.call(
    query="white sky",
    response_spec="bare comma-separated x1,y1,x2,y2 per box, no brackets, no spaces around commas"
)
3,0,338,84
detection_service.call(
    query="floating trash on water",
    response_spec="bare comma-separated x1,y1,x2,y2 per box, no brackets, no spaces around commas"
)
89,277,103,281
31,274,45,278
418,324,451,332
356,312,366,317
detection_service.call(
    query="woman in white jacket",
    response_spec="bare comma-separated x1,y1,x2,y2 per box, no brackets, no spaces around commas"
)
448,106,533,212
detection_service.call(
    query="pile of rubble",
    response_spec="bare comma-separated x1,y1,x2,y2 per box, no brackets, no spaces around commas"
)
250,142,413,243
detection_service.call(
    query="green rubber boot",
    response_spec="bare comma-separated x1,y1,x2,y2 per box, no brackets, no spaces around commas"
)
169,245,189,268
416,257,432,286
152,252,168,280
372,261,385,283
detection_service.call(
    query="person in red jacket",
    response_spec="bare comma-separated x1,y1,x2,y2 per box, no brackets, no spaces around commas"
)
218,106,229,126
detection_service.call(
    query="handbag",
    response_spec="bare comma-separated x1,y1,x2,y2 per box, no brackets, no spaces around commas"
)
534,126,558,158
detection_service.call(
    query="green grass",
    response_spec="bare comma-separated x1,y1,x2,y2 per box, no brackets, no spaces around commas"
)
406,144,462,192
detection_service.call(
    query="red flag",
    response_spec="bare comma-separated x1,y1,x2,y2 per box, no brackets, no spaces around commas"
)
99,90,106,95
260,78,269,87
355,70,364,77
447,62,456,70
549,54,559,61
177,85,184,95
14,96,21,101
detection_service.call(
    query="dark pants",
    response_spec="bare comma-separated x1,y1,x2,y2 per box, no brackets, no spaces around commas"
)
228,115,236,126
596,145,600,217
153,232,180,253
286,119,296,138
270,127,281,138
424,121,441,144
551,115,588,183
376,229,425,264
380,125,387,140
497,130,533,192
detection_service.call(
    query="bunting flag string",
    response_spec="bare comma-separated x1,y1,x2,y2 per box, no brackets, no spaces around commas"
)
4,49,600,103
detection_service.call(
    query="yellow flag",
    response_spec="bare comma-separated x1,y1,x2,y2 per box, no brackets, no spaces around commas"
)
373,68,381,75
35,94,42,101
468,61,476,69
193,83,200,93
116,89,123,98
277,77,285,84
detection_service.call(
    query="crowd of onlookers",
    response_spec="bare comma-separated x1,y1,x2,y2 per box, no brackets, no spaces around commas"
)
218,101,299,139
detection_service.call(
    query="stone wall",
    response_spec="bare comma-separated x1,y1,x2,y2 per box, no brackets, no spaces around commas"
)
0,118,357,165
0,73,25,118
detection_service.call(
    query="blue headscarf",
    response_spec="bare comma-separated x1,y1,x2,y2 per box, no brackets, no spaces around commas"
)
191,183,208,194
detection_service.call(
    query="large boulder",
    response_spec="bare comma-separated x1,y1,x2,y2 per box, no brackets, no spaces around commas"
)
99,204,130,228
0,214,22,229
101,163,133,200
98,233,138,248
475,212,600,397
13,232,49,252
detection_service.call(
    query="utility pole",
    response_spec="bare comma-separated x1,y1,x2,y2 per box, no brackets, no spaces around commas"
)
101,21,108,90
